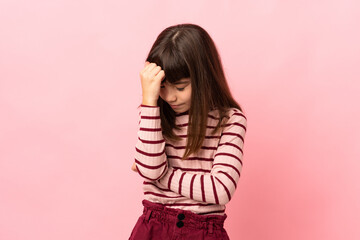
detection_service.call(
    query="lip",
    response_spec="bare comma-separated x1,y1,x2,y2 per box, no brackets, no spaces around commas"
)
170,104,183,108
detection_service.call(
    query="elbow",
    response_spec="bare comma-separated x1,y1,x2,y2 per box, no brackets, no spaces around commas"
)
136,164,168,181
134,153,168,180
217,191,231,205
216,186,235,205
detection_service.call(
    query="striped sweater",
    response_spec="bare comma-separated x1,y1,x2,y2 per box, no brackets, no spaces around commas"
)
134,104,247,215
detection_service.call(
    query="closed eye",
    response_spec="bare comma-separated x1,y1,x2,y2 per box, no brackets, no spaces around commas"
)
160,86,185,91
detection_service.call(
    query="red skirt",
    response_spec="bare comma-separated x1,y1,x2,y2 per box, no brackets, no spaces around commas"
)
129,199,230,240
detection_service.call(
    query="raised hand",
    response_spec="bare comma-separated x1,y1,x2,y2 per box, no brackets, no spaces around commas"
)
139,61,165,106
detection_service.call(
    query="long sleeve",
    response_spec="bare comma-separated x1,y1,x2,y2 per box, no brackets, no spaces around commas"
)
134,104,168,181
157,111,247,205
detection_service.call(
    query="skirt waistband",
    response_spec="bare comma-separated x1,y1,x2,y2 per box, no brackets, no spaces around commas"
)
141,200,227,230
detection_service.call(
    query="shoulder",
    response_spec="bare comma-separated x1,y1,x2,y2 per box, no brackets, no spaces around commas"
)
228,108,247,120
223,108,247,131
209,107,247,123
208,107,247,132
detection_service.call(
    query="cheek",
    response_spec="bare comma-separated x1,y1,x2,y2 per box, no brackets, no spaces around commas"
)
185,90,192,101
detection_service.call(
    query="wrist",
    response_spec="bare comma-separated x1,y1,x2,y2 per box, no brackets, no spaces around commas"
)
142,99,158,107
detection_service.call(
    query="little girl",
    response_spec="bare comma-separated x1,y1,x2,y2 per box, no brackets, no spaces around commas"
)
129,23,247,240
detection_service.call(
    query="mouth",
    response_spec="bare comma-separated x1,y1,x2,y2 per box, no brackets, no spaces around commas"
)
170,104,183,108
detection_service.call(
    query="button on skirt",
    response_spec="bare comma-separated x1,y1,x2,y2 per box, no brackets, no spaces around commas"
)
128,200,230,240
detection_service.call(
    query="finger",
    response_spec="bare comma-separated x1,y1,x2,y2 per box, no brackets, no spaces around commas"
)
140,62,155,74
153,70,165,83
144,63,157,74
146,65,162,80
131,162,138,172
150,65,162,76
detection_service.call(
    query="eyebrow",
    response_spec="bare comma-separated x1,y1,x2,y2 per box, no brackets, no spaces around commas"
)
161,79,190,85
174,80,190,85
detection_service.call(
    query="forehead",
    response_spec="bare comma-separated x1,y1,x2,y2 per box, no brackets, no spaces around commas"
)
161,78,191,85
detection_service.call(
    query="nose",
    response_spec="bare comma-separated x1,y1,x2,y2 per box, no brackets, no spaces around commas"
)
162,86,177,103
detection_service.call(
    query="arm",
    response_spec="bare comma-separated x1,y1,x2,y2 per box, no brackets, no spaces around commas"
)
157,111,247,205
133,104,168,181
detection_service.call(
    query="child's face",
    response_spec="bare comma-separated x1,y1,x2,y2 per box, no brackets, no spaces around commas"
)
160,78,191,113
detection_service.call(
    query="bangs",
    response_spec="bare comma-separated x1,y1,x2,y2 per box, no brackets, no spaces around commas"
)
147,47,190,84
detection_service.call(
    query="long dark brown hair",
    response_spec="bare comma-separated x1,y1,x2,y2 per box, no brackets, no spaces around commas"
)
142,23,243,160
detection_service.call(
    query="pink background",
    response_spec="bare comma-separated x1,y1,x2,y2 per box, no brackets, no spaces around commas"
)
1,0,359,239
